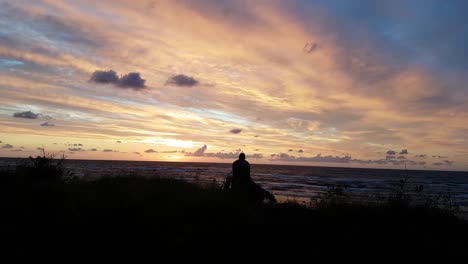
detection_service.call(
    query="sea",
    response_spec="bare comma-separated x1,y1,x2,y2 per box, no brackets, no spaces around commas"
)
1,158,468,216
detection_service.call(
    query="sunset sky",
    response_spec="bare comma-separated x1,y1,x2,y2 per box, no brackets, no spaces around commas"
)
1,0,467,170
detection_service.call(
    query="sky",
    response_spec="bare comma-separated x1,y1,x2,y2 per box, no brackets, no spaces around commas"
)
0,0,467,171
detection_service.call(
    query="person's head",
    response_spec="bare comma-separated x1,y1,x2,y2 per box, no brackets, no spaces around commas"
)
239,153,246,160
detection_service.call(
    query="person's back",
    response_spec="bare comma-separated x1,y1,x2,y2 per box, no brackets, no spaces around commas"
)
229,153,276,204
232,153,251,185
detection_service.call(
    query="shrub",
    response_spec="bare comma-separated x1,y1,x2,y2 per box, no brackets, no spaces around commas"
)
15,149,74,181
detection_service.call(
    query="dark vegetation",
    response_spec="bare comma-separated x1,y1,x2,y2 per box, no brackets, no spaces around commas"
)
0,153,467,260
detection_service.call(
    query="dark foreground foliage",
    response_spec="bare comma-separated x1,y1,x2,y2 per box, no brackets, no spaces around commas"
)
0,156,467,261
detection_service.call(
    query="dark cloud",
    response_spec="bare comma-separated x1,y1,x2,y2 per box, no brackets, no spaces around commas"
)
353,159,390,165
40,122,55,127
248,153,263,159
288,149,293,152
193,145,208,156
167,74,199,87
298,149,304,153
399,149,409,155
268,152,427,167
90,70,146,89
89,70,119,84
205,152,239,159
433,160,454,166
270,153,352,163
303,42,318,53
133,152,141,154
145,149,157,153
386,150,396,155
13,111,39,119
185,145,207,156
415,154,427,158
116,141,122,143
229,128,242,134
89,148,97,151
68,148,83,152
2,144,13,149
161,150,178,153
357,158,407,166
117,72,146,89
357,158,409,166
186,149,260,160
300,154,352,163
11,149,22,152
444,160,454,165
103,149,113,152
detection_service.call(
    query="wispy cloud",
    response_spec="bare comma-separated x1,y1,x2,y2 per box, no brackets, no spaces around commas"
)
1,0,468,169
433,160,454,166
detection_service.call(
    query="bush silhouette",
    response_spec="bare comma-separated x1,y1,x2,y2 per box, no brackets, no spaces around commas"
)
15,150,73,181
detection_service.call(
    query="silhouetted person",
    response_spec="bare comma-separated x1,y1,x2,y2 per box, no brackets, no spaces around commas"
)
226,153,276,204
232,153,251,188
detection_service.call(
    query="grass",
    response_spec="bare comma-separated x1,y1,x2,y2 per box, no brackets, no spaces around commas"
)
0,154,467,260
